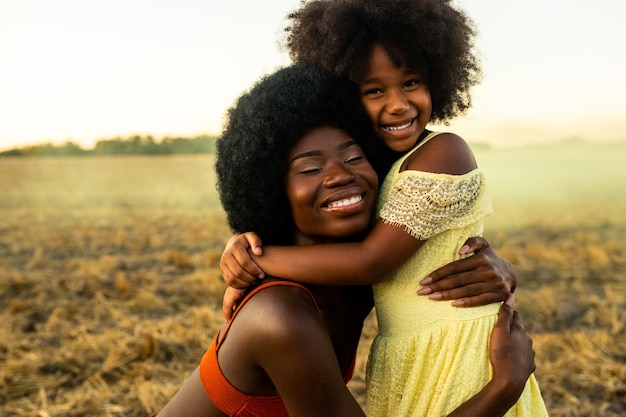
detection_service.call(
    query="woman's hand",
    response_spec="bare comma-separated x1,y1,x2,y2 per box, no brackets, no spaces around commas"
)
489,295,536,401
417,237,516,307
447,295,536,417
220,232,265,288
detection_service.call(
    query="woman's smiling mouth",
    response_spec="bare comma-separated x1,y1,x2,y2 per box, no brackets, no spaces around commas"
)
325,194,364,209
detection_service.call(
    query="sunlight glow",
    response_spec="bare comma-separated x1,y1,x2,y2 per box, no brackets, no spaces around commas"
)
1,0,624,151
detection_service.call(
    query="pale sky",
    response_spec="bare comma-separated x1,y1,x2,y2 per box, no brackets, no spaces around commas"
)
1,0,625,151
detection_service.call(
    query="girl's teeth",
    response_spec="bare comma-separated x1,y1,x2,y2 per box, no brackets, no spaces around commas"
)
384,120,412,132
328,195,362,208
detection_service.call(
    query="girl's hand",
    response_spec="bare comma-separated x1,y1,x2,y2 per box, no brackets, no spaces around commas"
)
417,237,516,307
220,232,265,289
222,286,246,321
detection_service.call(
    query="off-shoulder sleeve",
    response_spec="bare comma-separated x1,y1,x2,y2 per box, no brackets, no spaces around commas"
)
378,169,492,239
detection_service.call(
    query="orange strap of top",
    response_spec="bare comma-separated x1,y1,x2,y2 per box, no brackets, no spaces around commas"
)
215,280,320,350
199,280,321,416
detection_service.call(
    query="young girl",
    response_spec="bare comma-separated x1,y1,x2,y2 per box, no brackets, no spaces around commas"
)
220,1,548,416
153,64,537,417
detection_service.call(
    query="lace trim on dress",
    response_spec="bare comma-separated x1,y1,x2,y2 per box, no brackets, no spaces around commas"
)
379,170,487,240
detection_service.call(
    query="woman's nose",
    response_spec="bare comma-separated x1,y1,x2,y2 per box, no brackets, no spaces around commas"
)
323,164,355,187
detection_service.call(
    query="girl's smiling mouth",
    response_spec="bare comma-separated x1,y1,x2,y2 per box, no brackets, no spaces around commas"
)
382,118,415,133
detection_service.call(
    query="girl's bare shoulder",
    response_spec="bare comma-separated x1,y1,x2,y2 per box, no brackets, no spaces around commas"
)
404,132,476,175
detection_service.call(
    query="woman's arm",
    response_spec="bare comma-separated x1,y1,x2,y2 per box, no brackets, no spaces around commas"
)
155,367,233,417
253,288,367,417
446,295,536,416
159,287,367,417
418,237,517,307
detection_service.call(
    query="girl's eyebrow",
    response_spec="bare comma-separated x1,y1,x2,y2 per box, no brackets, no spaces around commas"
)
361,69,422,85
360,76,380,85
289,140,359,164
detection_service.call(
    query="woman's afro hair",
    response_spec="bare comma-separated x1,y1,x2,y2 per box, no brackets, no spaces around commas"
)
215,65,386,245
284,0,483,123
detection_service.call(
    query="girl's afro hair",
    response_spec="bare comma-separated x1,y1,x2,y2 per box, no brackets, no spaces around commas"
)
215,64,386,245
284,0,483,123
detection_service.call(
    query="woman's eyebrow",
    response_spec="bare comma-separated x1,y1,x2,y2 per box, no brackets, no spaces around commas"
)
289,140,359,164
339,140,359,150
289,149,322,164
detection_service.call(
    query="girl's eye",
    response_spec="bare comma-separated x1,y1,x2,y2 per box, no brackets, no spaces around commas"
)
404,79,421,89
362,87,383,96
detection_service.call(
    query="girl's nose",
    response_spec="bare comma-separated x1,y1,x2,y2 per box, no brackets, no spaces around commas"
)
386,89,410,114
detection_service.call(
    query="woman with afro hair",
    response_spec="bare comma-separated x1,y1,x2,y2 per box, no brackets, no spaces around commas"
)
154,64,537,417
220,1,549,416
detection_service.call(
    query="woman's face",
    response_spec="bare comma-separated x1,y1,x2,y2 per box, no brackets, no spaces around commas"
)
358,43,432,152
285,126,378,245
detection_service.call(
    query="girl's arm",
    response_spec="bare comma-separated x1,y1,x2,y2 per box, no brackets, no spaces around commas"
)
255,219,423,285
223,133,477,287
218,224,422,286
221,234,515,319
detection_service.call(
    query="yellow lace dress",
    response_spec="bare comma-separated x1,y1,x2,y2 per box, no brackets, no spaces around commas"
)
365,132,548,416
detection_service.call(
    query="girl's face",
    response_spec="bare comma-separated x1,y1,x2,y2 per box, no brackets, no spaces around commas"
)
285,126,378,245
359,43,432,152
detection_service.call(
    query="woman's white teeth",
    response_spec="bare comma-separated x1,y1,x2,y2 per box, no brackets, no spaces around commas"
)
328,195,362,208
384,120,412,132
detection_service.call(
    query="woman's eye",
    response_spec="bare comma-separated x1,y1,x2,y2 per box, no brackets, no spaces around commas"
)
299,167,321,175
346,155,364,164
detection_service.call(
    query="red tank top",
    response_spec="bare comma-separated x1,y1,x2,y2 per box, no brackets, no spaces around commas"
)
199,280,355,416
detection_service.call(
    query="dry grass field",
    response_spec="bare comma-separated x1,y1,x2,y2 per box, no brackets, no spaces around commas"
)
1,151,625,416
